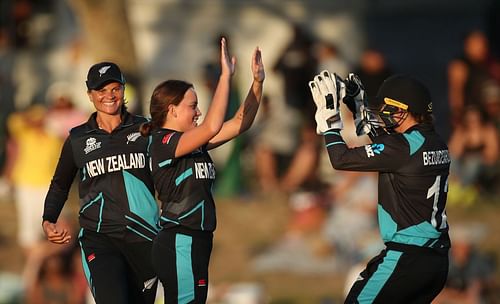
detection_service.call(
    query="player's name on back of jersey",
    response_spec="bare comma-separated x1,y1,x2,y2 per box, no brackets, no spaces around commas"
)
422,150,450,166
86,153,146,177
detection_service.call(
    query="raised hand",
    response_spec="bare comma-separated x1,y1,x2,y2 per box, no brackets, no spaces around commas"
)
252,47,265,83
343,73,372,136
309,70,346,134
220,37,236,77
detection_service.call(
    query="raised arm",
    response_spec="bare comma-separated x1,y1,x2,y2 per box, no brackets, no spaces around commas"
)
207,47,265,149
174,37,236,157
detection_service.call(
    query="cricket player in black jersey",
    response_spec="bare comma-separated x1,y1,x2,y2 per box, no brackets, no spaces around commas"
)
309,71,451,303
140,37,265,303
42,62,159,303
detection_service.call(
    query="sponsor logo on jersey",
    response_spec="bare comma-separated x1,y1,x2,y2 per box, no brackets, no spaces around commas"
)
87,253,96,262
365,143,384,158
198,279,207,287
194,162,216,180
126,132,141,144
85,153,146,177
84,137,102,154
423,149,450,166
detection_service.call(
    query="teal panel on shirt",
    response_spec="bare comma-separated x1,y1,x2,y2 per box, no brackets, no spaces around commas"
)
392,221,441,246
378,204,397,242
123,170,159,228
403,130,425,156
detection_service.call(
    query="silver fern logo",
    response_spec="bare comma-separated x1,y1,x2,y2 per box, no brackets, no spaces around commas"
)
98,66,111,76
127,132,141,144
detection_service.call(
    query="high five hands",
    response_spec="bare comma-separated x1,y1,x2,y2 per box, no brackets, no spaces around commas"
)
252,47,265,83
220,37,236,77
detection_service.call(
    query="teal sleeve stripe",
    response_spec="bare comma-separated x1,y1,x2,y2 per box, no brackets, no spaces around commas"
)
158,159,172,168
324,131,341,136
126,226,153,241
403,130,425,155
80,192,103,214
176,234,195,304
178,201,205,230
160,216,179,225
358,250,402,302
175,168,193,186
125,215,158,235
326,141,345,148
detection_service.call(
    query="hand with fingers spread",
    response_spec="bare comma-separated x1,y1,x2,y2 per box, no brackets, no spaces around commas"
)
308,70,346,134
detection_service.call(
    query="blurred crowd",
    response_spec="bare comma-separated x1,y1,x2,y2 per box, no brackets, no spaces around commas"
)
1,0,500,303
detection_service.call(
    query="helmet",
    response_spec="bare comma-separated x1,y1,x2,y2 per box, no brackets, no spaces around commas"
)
365,74,432,130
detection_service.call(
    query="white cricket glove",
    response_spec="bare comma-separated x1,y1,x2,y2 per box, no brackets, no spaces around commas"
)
343,73,372,136
308,70,346,134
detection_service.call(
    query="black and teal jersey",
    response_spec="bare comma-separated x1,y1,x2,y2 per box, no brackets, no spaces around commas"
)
149,129,217,232
43,112,159,242
324,123,451,249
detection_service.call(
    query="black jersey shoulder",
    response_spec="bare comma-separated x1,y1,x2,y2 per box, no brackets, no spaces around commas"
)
69,111,148,136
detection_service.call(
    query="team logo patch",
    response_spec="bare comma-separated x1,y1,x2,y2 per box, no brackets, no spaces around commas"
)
127,132,141,144
143,277,157,290
198,279,207,287
162,132,175,144
87,253,96,262
84,137,102,154
98,65,111,76
365,143,384,158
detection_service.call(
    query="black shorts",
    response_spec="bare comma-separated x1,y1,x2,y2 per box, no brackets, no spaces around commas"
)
152,227,213,304
345,242,449,304
78,229,158,304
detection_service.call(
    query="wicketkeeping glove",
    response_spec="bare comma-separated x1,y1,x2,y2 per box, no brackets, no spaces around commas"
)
343,73,372,136
308,70,346,134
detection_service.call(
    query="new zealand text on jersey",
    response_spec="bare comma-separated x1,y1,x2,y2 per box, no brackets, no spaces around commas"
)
85,153,146,177
194,162,216,179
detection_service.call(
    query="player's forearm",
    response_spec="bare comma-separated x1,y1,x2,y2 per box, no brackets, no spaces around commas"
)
203,74,231,134
236,79,264,133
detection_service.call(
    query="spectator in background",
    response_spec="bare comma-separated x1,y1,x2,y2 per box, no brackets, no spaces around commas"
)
353,48,393,102
274,23,317,120
448,105,499,200
6,104,62,253
315,40,350,79
434,224,497,304
5,104,63,294
253,22,321,195
24,218,88,304
448,30,500,128
482,80,500,131
44,82,88,140
0,27,17,198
